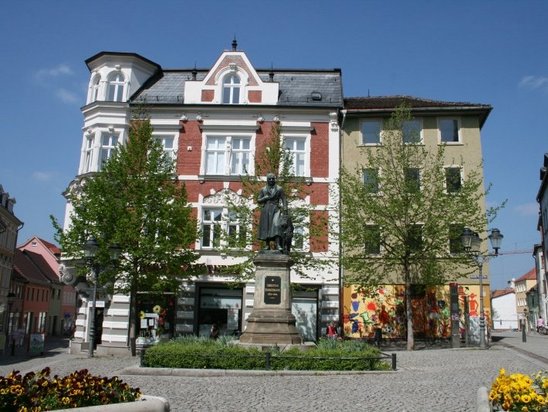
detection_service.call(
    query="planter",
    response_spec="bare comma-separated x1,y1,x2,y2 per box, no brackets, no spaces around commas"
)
54,395,170,412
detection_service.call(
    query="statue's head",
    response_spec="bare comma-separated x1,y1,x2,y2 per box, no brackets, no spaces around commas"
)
266,173,276,186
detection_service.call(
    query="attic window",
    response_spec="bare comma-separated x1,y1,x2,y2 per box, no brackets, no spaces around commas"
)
311,92,322,101
31,241,38,247
222,73,241,104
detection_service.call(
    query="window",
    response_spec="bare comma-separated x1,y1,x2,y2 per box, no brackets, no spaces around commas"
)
201,209,222,248
445,167,462,193
292,226,305,251
404,168,421,192
89,75,100,103
449,224,464,254
106,72,125,102
363,168,379,193
284,137,306,176
402,119,421,144
222,74,241,104
99,133,118,170
227,211,247,247
439,118,459,143
364,225,381,255
407,225,423,252
361,120,382,144
83,135,94,172
204,136,251,175
155,136,176,162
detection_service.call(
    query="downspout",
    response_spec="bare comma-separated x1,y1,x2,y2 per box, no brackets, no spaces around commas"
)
338,109,347,337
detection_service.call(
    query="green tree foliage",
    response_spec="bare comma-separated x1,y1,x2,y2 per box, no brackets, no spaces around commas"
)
52,111,197,354
339,105,501,350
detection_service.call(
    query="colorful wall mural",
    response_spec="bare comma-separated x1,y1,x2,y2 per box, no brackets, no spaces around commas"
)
342,284,491,341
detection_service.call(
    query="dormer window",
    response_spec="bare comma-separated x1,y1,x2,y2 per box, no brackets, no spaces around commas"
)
106,71,125,102
222,74,241,104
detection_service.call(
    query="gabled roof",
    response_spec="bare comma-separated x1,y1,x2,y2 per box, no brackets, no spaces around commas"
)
19,236,61,256
13,250,53,286
343,95,492,128
491,288,515,299
516,267,537,282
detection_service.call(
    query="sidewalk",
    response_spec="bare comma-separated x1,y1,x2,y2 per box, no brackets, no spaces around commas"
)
490,330,548,364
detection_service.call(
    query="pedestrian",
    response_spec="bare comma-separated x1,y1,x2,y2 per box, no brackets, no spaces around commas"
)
209,323,219,340
537,316,544,333
326,322,337,339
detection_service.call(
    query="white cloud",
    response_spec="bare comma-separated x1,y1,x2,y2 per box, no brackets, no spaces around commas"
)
56,88,79,104
31,171,56,182
35,64,74,79
519,75,548,91
514,202,539,217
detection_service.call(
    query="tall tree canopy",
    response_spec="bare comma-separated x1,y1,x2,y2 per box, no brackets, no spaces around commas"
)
53,112,197,354
339,105,501,350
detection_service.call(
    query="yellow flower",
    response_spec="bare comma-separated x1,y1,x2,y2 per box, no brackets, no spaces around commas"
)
153,305,161,314
520,394,531,403
139,311,145,319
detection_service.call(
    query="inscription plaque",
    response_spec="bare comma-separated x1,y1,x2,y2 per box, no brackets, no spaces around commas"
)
264,276,281,304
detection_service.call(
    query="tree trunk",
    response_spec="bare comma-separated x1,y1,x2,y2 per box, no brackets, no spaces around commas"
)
405,267,415,350
128,284,137,356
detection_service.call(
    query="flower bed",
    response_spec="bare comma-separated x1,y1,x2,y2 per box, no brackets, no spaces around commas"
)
489,369,548,411
0,367,141,411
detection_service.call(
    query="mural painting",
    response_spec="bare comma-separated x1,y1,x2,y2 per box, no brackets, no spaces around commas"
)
342,284,491,341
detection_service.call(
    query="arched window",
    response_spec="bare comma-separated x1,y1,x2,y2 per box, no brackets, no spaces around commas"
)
106,72,125,102
222,74,241,104
89,75,101,103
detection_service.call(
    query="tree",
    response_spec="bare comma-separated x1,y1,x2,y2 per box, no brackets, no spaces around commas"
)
221,122,331,281
339,105,501,350
52,111,197,355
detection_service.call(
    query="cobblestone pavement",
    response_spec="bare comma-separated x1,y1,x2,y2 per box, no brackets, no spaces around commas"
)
1,332,547,412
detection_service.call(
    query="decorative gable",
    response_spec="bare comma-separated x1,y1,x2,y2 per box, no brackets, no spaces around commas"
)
184,51,279,105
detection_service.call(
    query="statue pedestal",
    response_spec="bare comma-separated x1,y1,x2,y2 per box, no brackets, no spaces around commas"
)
239,252,302,345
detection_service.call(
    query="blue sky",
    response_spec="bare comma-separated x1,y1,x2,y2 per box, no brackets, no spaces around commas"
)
1,0,546,289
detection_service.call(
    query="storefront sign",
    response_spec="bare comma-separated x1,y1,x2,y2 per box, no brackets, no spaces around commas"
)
264,276,281,304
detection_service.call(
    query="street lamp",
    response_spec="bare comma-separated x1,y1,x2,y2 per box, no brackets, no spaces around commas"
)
83,237,121,358
461,228,503,349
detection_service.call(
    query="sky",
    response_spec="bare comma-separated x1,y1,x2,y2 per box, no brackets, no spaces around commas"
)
1,0,547,290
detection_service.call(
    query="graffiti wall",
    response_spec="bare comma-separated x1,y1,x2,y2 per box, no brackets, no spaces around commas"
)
342,284,490,340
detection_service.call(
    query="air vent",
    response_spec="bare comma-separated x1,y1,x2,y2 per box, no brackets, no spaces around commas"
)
311,91,322,101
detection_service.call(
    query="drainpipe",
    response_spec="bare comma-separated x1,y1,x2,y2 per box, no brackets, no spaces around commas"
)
338,110,347,337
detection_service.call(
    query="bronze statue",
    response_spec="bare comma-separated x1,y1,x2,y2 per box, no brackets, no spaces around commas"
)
257,173,290,252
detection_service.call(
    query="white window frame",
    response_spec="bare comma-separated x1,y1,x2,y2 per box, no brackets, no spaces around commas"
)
360,119,382,145
87,74,101,104
222,73,241,104
82,133,94,173
402,119,423,144
202,134,253,176
99,132,119,170
154,134,177,164
438,118,461,144
199,206,249,250
283,135,309,177
106,71,125,102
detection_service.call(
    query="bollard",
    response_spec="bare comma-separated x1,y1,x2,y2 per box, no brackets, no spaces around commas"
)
391,353,397,371
265,352,271,370
522,320,527,343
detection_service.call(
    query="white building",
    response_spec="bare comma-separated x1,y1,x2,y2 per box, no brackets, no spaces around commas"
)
491,286,518,330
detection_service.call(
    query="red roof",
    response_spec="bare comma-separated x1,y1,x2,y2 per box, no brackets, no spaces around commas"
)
491,288,515,299
13,250,60,286
516,268,537,282
37,237,61,255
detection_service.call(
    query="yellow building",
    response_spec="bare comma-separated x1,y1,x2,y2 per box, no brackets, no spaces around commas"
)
340,96,492,341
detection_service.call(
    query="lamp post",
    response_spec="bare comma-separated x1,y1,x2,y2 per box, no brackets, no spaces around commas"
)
83,237,120,358
461,228,503,349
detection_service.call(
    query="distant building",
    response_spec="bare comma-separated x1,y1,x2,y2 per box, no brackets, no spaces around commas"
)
491,285,518,330
536,153,548,323
514,267,537,330
0,184,23,350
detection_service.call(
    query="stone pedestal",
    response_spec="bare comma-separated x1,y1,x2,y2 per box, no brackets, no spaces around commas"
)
239,252,302,345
